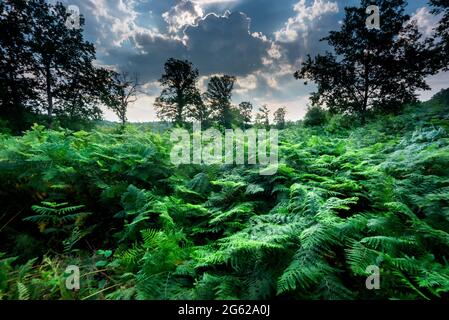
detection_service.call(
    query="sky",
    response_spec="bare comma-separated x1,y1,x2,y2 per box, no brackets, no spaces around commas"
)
56,0,448,122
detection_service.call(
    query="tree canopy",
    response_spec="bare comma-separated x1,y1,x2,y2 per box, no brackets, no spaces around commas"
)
0,0,115,132
204,75,236,129
154,58,202,126
295,0,442,123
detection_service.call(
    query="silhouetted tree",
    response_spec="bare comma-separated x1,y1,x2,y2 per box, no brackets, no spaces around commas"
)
295,0,440,124
30,1,101,126
238,101,253,128
303,105,327,127
188,98,212,128
256,105,270,129
0,0,37,132
274,107,286,129
1,0,112,131
102,72,139,127
204,75,236,129
154,58,201,126
430,0,449,69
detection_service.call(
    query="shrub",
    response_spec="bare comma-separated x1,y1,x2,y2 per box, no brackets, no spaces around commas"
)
303,105,328,127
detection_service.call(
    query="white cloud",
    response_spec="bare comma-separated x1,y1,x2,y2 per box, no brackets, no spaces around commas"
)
89,0,141,46
193,0,239,5
235,74,258,94
410,7,441,38
274,0,339,44
162,0,204,33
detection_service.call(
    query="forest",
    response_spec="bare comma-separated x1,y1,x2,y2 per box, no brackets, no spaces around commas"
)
1,0,449,300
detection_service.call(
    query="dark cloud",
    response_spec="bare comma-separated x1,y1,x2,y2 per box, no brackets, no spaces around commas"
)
101,10,274,82
101,33,188,83
185,11,272,76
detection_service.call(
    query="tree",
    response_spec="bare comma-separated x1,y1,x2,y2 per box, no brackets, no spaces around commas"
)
188,98,212,128
102,72,139,127
155,58,201,126
256,105,270,129
295,0,440,124
0,0,38,132
30,0,101,126
204,75,236,129
0,0,116,131
1,0,109,131
274,107,286,129
238,101,253,129
430,0,449,69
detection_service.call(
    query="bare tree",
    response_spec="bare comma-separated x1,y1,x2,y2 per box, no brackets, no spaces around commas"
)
105,72,139,127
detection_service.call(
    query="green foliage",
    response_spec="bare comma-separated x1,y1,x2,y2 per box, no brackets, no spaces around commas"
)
154,58,202,125
303,105,328,127
0,0,113,132
295,0,444,123
0,96,449,300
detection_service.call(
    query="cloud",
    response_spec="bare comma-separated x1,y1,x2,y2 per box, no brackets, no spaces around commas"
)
410,7,441,38
194,0,239,4
274,0,339,43
270,0,341,67
184,11,273,75
162,0,204,34
54,0,444,123
101,31,188,83
99,9,277,85
235,74,258,94
71,0,141,46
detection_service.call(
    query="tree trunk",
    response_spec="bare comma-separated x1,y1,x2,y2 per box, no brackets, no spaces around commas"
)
45,61,53,127
361,57,370,126
360,109,366,125
360,91,368,125
176,93,184,126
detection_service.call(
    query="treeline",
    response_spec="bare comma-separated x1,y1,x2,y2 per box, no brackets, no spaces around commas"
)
154,58,287,130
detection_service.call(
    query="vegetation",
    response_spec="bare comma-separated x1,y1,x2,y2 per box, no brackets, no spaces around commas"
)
295,0,441,124
0,0,138,133
0,92,448,300
274,108,286,130
303,106,328,127
154,58,202,126
1,0,449,301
